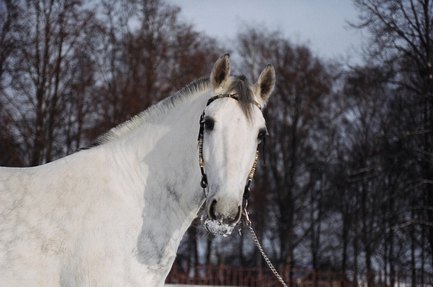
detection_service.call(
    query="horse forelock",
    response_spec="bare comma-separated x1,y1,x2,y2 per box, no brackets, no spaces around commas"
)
227,75,257,121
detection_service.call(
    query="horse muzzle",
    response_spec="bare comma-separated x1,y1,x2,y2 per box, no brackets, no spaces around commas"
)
208,199,242,225
204,197,242,236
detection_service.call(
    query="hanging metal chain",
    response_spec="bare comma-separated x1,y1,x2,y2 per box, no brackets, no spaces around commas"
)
243,207,288,287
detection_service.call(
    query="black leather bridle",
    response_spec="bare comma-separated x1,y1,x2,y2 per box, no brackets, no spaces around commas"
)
197,94,262,202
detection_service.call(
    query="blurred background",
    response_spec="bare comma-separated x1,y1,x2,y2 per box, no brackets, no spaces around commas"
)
0,0,432,286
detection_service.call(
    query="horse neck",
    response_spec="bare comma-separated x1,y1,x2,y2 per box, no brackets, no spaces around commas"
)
103,90,210,268
113,92,209,208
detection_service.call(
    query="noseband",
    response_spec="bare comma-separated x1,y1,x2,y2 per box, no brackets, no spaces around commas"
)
197,94,262,202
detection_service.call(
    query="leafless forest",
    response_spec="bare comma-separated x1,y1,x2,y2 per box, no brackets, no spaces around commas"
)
1,0,432,286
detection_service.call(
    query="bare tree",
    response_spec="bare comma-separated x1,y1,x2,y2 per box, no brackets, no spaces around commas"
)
0,0,20,81
1,0,98,165
353,0,433,282
236,27,333,283
0,0,23,165
90,0,222,139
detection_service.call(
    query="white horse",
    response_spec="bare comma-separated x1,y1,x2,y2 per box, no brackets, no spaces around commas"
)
0,54,275,286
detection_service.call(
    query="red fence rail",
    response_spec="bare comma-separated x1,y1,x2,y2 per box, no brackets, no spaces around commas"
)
166,264,433,287
166,265,352,287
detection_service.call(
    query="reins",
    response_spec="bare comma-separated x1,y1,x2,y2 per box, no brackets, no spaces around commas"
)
197,93,288,287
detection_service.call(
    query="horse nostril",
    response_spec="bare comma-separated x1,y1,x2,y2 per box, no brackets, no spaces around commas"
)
209,199,217,220
224,206,242,225
233,205,242,224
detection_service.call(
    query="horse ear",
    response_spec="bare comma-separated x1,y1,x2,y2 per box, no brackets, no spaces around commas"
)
254,64,276,106
210,54,231,89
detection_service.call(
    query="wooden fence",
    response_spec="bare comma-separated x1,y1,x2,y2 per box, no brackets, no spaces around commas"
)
166,264,351,287
165,264,433,287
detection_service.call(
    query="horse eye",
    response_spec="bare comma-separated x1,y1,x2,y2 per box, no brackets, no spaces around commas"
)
204,118,215,131
257,128,268,142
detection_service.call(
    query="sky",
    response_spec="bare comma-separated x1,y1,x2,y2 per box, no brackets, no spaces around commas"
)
167,0,367,64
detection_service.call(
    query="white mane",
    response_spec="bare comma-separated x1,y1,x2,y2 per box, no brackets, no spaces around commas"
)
97,77,211,144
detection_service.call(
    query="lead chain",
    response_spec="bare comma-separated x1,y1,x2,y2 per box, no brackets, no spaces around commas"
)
243,208,288,287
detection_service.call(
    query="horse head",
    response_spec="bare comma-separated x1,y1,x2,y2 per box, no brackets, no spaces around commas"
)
199,54,275,235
